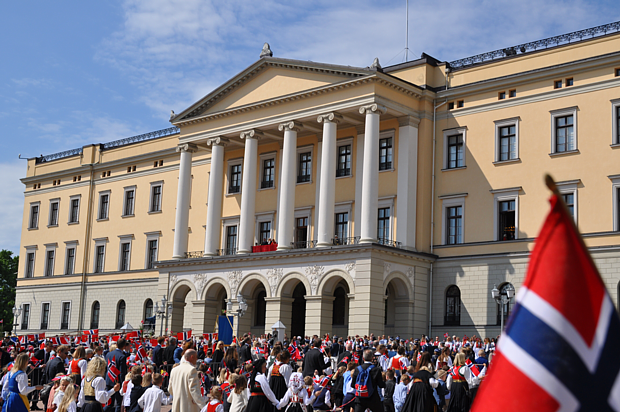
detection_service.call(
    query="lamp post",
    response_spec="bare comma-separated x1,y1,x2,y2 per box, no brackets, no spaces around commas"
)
491,284,515,332
12,305,22,336
226,294,248,340
154,296,173,336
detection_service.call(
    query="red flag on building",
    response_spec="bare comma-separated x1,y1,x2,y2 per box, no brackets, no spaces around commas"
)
472,184,620,411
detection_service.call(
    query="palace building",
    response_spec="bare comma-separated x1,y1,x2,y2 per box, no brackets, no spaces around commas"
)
15,21,620,339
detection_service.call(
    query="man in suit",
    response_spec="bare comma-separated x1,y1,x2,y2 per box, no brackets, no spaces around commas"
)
162,336,178,366
104,339,128,412
169,349,207,412
337,341,353,368
152,336,165,367
238,336,252,364
302,339,330,377
45,345,69,383
30,341,54,410
354,350,385,412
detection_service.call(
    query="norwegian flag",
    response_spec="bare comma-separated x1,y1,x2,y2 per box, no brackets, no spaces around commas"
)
125,331,140,339
30,354,41,368
50,337,60,346
473,191,620,411
319,375,332,388
107,359,121,383
177,330,192,341
444,333,449,338
465,358,481,377
352,351,360,363
149,339,158,347
137,345,148,362
18,336,26,345
83,329,99,335
59,336,71,345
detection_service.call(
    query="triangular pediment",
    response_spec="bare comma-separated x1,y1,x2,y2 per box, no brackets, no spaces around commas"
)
174,57,372,122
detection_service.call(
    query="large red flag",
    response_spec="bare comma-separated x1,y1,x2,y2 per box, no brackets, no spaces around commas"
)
472,191,620,411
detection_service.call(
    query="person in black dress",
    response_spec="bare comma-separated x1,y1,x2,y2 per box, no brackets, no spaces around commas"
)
401,352,438,412
268,350,291,401
246,359,279,412
223,346,239,374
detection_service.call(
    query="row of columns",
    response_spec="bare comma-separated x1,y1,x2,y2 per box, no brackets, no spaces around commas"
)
172,104,393,258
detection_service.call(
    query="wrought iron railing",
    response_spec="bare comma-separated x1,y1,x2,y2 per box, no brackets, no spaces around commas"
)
449,20,620,70
377,238,402,248
291,240,317,249
331,236,360,246
184,251,204,259
261,180,274,189
297,175,311,183
336,168,351,177
36,148,83,164
229,185,241,194
101,127,180,150
444,315,460,326
217,248,237,256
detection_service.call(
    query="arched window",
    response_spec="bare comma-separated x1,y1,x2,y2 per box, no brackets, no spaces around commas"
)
90,301,100,329
116,300,126,329
143,299,154,329
254,290,266,327
445,285,461,326
496,283,515,325
333,287,346,325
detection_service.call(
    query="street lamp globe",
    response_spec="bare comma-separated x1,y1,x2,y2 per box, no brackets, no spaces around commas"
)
491,285,500,300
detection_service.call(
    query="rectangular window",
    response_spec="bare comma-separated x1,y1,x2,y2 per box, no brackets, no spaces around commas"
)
120,242,130,271
377,207,390,242
225,226,237,254
447,134,464,168
616,68,620,77
29,205,39,229
448,102,454,110
498,92,506,100
554,80,562,89
259,221,271,244
45,250,54,277
294,217,308,247
498,200,516,241
21,304,30,330
509,89,516,98
334,212,349,243
150,185,162,212
25,253,35,278
99,194,109,220
65,247,75,275
49,202,59,226
69,198,80,223
499,125,517,161
379,138,393,171
60,302,70,330
297,152,312,183
566,78,573,87
147,239,158,269
562,193,575,219
616,105,620,144
457,100,464,108
336,144,352,177
555,115,575,153
124,189,135,216
229,165,241,193
261,159,275,189
40,303,50,330
446,206,463,245
95,245,105,273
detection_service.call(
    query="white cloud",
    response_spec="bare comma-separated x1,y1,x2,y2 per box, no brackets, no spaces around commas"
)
0,161,25,254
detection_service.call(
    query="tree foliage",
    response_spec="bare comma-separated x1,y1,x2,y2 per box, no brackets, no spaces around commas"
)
0,250,18,333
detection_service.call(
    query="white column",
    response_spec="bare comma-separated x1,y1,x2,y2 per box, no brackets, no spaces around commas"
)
313,137,322,240
204,137,229,256
238,130,262,254
359,104,387,244
172,143,197,259
353,125,364,239
316,113,341,247
276,121,302,250
396,116,420,249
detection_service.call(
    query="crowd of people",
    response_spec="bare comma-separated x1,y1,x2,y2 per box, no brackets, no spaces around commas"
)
0,331,497,412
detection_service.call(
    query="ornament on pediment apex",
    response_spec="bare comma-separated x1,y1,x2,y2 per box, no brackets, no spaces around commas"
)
266,268,284,296
240,129,264,140
359,103,387,116
304,265,324,295
169,274,178,288
345,262,356,276
278,121,303,133
260,43,273,58
383,262,392,279
192,273,208,299
370,57,382,70
317,112,342,124
227,270,243,296
176,143,198,153
206,136,230,147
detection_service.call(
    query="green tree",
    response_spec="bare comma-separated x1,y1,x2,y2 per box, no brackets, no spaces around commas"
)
0,250,18,334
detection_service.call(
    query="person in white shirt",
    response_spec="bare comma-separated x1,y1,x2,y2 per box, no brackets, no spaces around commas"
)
53,376,73,408
57,383,77,412
120,373,133,411
2,353,43,408
138,374,171,412
77,357,121,412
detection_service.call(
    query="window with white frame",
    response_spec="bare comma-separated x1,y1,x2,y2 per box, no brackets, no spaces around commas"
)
24,246,36,278
44,244,57,277
93,238,107,273
610,176,620,231
556,180,579,223
333,202,353,244
294,207,312,248
377,197,395,244
29,202,40,229
550,107,578,154
144,231,161,269
443,127,467,170
612,99,620,145
227,159,243,194
118,235,133,271
40,302,50,330
64,241,77,275
221,217,239,255
21,303,30,330
60,301,71,330
297,146,313,184
494,118,519,162
98,191,110,220
149,182,163,213
123,186,136,216
336,138,353,177
492,188,521,241
255,212,274,245
379,133,394,171
259,153,276,189
48,199,60,226
68,195,80,223
440,194,467,245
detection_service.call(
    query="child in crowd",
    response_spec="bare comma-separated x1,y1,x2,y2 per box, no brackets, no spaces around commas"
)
121,373,134,412
277,372,314,412
311,375,331,411
201,386,223,412
383,369,396,412
220,372,235,412
303,376,315,412
137,373,171,412
227,375,248,412
393,374,410,412
56,383,77,412
45,374,64,412
52,376,73,410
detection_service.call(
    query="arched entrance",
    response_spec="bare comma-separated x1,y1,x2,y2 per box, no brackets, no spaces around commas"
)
238,275,269,336
383,275,413,338
170,283,192,335
291,283,307,338
203,281,228,334
331,281,350,337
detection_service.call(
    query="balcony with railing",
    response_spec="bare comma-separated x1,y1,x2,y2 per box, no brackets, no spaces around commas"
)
185,251,204,259
252,243,278,253
377,238,402,248
217,248,237,256
291,240,317,249
331,236,360,246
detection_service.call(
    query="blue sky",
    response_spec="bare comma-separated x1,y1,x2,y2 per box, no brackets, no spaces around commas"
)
1,0,618,254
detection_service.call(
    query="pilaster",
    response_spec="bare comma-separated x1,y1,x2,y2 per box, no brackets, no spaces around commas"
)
304,295,335,337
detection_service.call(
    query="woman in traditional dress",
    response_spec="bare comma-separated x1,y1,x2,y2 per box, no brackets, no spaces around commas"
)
2,353,43,412
223,347,239,374
268,350,291,401
445,353,480,412
435,347,452,371
246,359,279,412
277,373,315,412
401,352,438,412
69,347,87,381
77,357,121,412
